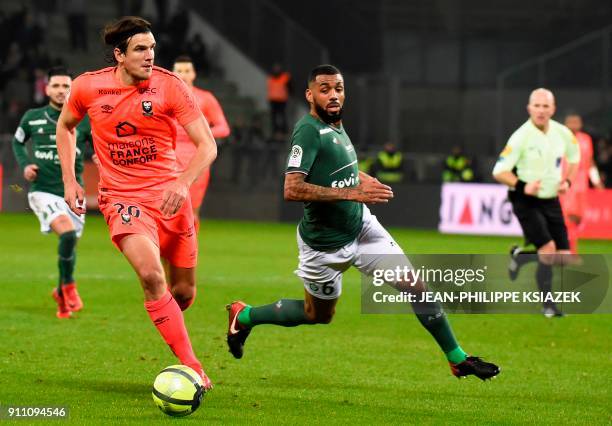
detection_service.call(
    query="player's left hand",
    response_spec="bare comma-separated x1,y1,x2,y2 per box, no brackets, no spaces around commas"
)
558,179,570,194
64,180,86,215
161,179,190,217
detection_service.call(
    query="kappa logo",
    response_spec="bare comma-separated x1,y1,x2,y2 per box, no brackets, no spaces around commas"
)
142,101,153,116
101,104,114,113
115,121,137,137
37,128,44,134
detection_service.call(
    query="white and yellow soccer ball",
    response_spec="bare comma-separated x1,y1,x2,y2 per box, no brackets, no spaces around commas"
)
152,365,205,417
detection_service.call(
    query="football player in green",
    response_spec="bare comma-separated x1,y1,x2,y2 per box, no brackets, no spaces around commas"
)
12,67,92,318
226,65,499,380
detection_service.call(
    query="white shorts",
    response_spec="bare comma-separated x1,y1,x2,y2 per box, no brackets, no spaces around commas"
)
295,206,411,300
27,191,85,237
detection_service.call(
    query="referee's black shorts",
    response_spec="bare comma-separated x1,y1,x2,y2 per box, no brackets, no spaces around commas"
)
508,190,569,250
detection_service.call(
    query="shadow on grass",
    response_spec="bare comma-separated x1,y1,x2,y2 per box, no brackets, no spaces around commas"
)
38,376,229,422
45,376,150,397
4,304,56,319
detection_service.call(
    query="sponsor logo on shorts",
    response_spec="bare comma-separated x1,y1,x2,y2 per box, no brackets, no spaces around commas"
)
142,101,153,116
101,104,114,113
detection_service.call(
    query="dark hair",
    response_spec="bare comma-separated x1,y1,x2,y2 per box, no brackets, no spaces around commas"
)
564,109,581,119
308,64,342,84
47,66,71,79
174,55,193,64
102,16,152,63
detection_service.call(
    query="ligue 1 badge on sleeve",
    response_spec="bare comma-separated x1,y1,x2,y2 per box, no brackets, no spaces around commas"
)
142,100,154,116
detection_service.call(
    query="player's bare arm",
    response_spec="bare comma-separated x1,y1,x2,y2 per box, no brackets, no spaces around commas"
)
208,98,230,138
589,157,605,189
559,162,578,194
493,171,540,196
284,172,393,203
56,106,85,215
160,116,217,216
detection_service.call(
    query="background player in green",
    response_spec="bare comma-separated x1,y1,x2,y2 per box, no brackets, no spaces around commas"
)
226,65,499,380
493,88,580,317
12,67,92,319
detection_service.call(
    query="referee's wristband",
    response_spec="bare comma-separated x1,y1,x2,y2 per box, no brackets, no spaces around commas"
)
515,179,526,194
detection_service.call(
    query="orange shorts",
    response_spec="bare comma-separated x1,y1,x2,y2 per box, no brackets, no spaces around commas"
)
99,195,197,268
189,169,211,210
560,190,586,218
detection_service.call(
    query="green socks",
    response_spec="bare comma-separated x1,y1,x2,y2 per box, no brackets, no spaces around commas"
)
445,346,468,364
411,300,467,364
238,299,313,327
58,231,77,290
237,297,467,364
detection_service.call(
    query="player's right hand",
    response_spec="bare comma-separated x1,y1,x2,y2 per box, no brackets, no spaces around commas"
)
64,180,86,215
160,179,190,217
524,180,541,196
23,164,39,182
352,178,394,203
91,153,101,168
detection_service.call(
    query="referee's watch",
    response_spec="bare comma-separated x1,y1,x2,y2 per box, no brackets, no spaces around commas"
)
515,179,526,193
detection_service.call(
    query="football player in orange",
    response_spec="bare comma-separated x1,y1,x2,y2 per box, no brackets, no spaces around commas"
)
173,55,230,232
560,112,604,253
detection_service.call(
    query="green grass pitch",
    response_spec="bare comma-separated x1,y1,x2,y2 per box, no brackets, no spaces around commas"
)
0,212,610,424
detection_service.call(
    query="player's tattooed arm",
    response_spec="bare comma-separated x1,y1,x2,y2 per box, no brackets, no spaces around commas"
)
284,172,393,204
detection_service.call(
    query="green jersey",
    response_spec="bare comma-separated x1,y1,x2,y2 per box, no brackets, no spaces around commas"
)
286,114,363,251
493,119,580,199
12,106,91,197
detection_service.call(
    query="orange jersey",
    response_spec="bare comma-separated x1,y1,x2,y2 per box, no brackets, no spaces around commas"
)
66,66,202,200
174,86,229,171
560,131,593,217
562,131,593,193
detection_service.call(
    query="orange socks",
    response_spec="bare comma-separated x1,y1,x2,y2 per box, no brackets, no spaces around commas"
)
144,290,202,375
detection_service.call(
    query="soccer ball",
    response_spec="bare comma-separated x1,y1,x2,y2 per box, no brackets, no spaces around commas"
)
152,365,205,417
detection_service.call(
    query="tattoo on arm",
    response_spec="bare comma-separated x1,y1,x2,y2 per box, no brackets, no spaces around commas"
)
284,172,351,202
